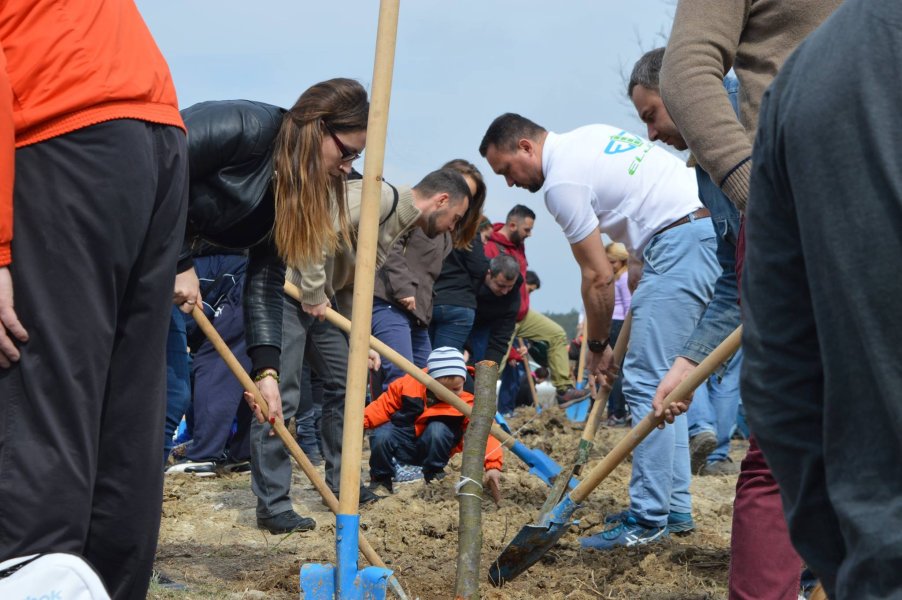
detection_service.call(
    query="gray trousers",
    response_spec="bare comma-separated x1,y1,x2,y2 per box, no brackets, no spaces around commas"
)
250,295,348,517
742,2,902,596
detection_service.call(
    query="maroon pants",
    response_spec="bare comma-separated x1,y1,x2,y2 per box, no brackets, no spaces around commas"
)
730,220,802,599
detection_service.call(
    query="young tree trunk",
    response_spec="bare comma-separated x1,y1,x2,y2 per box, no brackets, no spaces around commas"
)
454,361,499,600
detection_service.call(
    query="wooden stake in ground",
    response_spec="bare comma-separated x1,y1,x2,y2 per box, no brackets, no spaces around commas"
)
454,361,499,600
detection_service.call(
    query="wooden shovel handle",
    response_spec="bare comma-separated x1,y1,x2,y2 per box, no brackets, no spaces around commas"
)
580,312,632,443
517,339,539,407
570,325,742,504
284,282,519,449
190,306,393,573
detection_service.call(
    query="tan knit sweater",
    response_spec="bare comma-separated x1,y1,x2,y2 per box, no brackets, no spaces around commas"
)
661,0,841,211
287,179,421,306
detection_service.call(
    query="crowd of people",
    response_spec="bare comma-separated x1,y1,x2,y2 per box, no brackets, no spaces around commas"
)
0,1,898,599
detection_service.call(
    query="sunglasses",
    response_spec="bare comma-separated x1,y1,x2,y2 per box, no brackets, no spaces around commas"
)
323,122,361,163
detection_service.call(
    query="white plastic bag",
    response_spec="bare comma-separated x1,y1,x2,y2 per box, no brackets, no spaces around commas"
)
0,553,110,599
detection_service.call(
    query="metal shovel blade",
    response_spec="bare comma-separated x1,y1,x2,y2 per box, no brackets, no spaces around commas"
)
488,494,579,586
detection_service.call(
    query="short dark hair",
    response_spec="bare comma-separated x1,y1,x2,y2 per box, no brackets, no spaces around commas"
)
488,254,520,280
479,113,546,157
413,168,471,205
525,270,540,289
628,47,665,98
534,366,549,380
506,204,536,223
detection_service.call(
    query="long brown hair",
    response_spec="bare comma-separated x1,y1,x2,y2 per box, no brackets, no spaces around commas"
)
441,159,486,249
273,78,368,267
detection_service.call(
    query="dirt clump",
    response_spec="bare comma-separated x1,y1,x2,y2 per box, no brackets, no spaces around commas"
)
153,405,743,599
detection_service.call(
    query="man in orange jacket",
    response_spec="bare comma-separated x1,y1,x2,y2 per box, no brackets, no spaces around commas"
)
0,2,187,598
364,347,503,498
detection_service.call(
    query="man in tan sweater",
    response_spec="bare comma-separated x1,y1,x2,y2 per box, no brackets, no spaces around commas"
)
657,2,841,599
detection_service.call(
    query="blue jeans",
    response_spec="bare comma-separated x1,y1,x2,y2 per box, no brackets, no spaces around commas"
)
372,299,432,391
429,304,475,351
621,216,719,526
369,420,461,478
497,362,525,415
687,348,743,463
164,306,191,465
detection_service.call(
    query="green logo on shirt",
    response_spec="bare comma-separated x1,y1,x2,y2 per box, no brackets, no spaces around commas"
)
604,130,654,175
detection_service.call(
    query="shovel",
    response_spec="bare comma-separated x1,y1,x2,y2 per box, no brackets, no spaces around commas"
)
191,306,408,600
488,326,742,586
535,313,631,523
285,282,568,489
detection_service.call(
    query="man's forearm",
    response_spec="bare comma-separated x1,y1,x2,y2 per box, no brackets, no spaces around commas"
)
582,275,614,342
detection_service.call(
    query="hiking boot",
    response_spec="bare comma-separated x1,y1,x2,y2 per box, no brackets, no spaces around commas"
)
699,457,740,476
257,510,316,534
689,431,717,474
605,509,694,535
556,386,591,407
581,514,668,550
164,459,216,477
368,475,394,495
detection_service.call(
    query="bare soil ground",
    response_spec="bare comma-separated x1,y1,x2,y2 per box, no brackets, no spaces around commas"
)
151,406,745,599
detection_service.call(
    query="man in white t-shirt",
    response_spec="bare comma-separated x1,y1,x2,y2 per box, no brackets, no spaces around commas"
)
479,113,719,551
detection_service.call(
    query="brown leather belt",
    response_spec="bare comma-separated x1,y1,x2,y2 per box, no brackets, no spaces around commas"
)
655,208,711,237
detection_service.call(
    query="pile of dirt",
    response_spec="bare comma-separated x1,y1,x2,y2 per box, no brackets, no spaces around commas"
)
153,405,743,599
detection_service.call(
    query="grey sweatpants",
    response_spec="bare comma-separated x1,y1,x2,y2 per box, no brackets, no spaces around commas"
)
250,295,348,517
741,2,902,597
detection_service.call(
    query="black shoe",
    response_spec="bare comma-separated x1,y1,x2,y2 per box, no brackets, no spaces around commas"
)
323,485,382,507
152,570,188,591
423,470,446,484
257,510,316,534
368,475,393,495
556,386,591,407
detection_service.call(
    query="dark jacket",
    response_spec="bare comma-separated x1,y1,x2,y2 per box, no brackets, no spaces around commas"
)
473,274,522,364
181,100,286,372
484,224,530,321
374,230,452,327
433,236,489,310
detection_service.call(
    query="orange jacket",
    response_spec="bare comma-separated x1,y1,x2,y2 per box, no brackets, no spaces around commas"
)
364,369,504,472
0,0,185,266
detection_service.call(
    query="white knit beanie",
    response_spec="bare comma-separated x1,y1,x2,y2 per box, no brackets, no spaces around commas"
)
427,347,467,380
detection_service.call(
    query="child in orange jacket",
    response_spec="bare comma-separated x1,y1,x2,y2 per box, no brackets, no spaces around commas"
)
364,347,503,496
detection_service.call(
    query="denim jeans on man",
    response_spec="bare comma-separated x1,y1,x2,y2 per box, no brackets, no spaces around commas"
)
372,298,432,391
164,306,191,465
621,216,718,527
687,349,742,464
429,304,475,351
369,419,462,479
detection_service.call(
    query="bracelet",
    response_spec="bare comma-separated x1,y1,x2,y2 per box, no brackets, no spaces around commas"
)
253,369,280,384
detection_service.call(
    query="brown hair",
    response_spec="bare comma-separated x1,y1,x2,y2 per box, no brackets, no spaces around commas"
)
273,78,369,267
441,158,486,249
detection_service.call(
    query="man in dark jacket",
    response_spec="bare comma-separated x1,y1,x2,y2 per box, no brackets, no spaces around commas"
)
485,205,588,404
468,254,522,364
372,228,453,390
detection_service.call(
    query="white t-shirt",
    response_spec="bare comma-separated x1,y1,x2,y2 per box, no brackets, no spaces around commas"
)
542,125,701,255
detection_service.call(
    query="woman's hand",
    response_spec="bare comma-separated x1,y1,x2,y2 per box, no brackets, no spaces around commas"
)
302,300,331,321
244,370,284,436
483,468,502,505
174,267,202,314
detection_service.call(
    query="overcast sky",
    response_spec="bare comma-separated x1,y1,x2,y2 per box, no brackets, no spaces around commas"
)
137,1,676,313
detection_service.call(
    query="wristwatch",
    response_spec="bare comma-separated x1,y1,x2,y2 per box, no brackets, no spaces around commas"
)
587,338,610,353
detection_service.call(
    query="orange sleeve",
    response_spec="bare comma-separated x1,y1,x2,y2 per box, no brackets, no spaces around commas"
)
363,377,405,430
484,436,504,472
0,44,14,267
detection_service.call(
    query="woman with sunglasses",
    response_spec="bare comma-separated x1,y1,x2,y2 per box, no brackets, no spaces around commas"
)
172,78,368,532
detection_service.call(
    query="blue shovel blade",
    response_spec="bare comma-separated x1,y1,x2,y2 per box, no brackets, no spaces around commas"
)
565,397,591,423
488,494,579,586
509,440,562,486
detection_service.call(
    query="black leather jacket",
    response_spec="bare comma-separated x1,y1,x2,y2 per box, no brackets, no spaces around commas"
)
181,100,287,372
